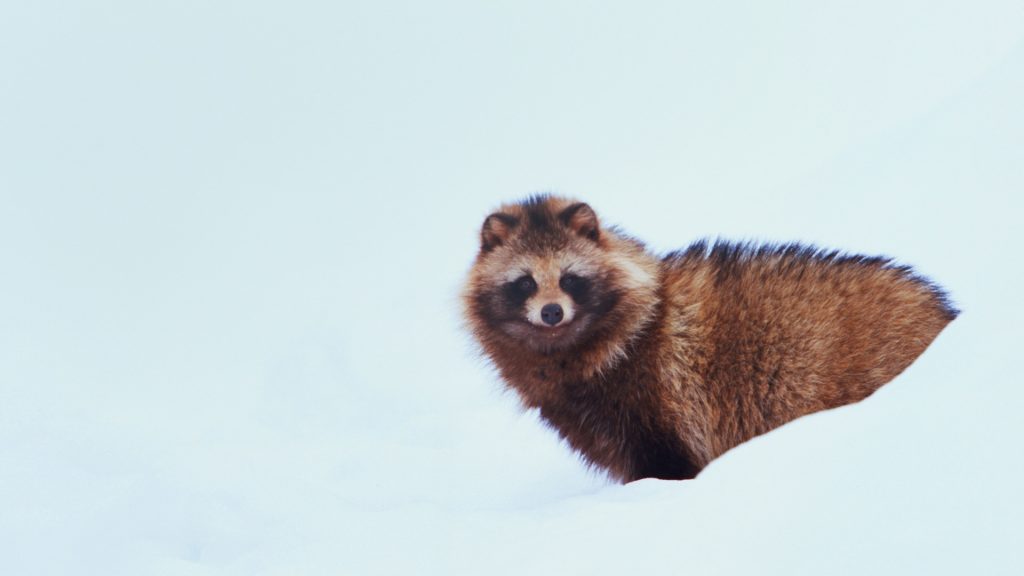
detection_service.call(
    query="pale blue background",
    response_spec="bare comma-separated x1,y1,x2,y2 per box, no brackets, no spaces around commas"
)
2,2,1022,574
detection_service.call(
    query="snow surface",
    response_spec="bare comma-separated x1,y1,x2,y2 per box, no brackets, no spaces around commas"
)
2,1,1023,575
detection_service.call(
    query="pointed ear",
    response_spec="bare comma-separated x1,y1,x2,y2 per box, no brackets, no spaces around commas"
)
480,212,519,252
559,202,600,241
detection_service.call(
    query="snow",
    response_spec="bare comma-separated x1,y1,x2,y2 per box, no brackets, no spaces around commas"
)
2,1,1023,574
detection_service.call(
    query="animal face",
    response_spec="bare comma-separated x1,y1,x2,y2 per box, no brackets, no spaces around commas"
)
466,198,621,354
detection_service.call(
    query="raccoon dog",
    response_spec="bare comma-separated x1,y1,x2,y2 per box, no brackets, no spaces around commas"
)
462,195,957,482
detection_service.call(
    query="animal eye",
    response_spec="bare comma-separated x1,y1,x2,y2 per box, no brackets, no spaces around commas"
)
515,275,537,294
560,273,590,300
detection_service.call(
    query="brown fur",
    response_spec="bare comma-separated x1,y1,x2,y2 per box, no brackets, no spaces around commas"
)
463,195,958,482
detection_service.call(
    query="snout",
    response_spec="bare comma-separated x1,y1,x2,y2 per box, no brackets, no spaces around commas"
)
541,303,564,326
526,294,575,327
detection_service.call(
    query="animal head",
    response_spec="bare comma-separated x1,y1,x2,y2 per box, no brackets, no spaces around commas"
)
464,195,657,355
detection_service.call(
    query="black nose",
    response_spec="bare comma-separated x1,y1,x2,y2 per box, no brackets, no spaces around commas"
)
541,303,564,326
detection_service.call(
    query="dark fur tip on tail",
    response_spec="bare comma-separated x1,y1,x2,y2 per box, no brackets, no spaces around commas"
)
922,278,961,322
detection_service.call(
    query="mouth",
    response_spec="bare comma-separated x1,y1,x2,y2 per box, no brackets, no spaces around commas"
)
502,316,590,352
